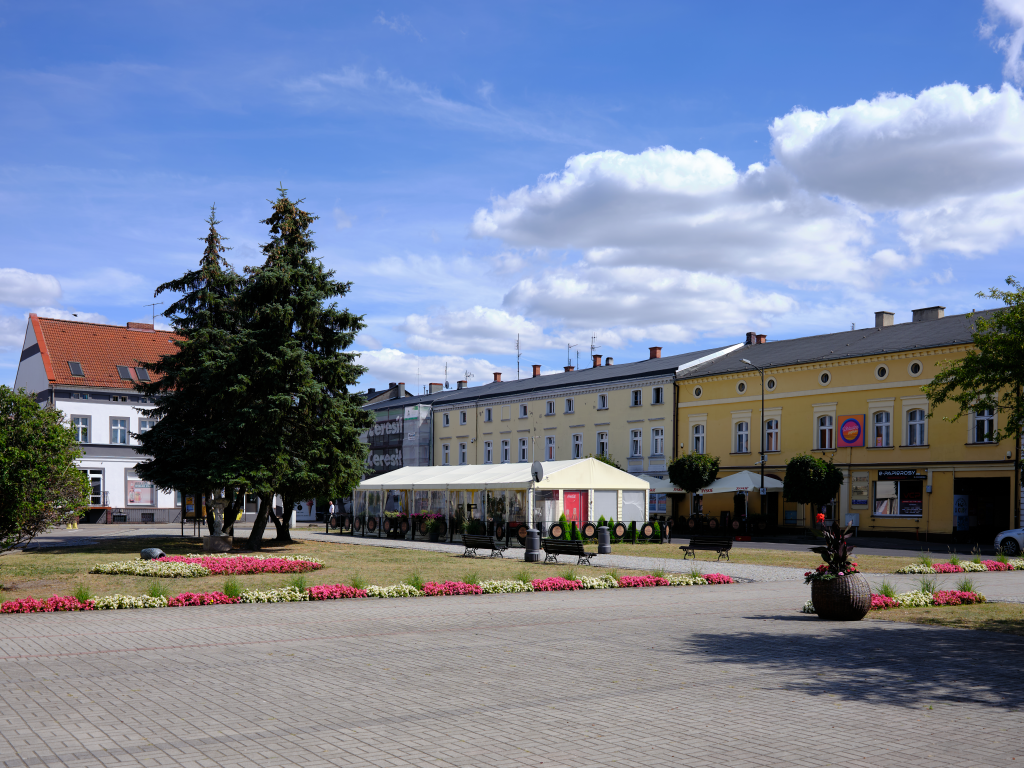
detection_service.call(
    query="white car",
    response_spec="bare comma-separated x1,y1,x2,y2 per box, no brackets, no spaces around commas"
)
995,528,1024,556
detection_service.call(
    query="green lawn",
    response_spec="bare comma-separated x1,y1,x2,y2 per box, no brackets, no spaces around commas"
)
867,602,1024,636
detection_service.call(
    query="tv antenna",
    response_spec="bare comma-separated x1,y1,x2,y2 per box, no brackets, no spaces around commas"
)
590,333,601,357
143,302,164,325
444,362,450,390
567,342,576,367
516,334,521,380
464,369,475,383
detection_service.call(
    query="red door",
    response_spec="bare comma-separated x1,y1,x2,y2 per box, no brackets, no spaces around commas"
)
563,491,589,525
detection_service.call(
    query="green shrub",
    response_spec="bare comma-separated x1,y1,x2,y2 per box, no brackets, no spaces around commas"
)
72,584,92,603
404,572,425,590
955,576,976,593
146,581,171,599
877,579,897,599
598,515,607,527
650,566,666,578
948,550,961,566
651,522,661,538
919,576,937,594
917,553,933,568
223,577,242,598
997,550,1009,564
461,571,480,585
349,573,368,590
560,567,579,582
971,545,982,564
513,568,532,584
287,574,309,591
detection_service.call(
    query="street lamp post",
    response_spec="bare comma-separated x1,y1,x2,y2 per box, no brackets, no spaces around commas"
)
741,358,766,531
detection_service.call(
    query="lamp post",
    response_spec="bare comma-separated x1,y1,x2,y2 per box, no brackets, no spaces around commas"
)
741,358,766,531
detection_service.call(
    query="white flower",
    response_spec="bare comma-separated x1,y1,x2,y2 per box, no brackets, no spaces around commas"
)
578,575,619,589
667,575,709,586
894,590,934,607
961,562,987,572
238,586,309,603
92,594,169,610
365,583,423,598
895,564,936,574
90,561,210,577
801,600,817,614
479,579,534,594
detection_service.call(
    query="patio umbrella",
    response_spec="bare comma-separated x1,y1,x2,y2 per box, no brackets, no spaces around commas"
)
699,470,782,495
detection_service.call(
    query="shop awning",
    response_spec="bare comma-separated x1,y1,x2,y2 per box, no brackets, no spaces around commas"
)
357,457,651,492
699,470,783,495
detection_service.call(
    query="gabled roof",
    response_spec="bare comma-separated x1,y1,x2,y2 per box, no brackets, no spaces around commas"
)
677,310,993,379
430,345,734,406
31,315,180,390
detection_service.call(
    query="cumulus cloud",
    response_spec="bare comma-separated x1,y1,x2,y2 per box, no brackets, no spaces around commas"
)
399,306,548,356
983,0,1024,84
0,268,62,307
33,307,108,323
0,315,24,350
357,348,509,391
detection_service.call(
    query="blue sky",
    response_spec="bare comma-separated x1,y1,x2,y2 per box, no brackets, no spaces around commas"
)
3,1,1024,391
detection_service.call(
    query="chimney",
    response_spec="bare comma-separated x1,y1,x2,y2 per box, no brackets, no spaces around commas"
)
493,372,502,382
367,388,376,397
605,357,613,366
532,364,541,378
564,365,574,372
912,306,945,323
648,346,662,359
126,321,154,331
457,380,467,390
745,331,756,345
428,383,442,394
592,354,602,367
875,311,894,328
756,334,766,345
388,382,397,389
396,382,406,398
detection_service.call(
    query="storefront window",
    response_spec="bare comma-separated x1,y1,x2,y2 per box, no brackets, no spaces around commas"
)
126,473,156,506
649,493,667,516
874,479,923,516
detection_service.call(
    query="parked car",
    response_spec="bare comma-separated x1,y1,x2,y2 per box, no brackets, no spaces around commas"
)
994,528,1024,556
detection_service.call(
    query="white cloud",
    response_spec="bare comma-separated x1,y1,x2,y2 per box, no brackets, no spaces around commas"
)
0,268,62,307
62,268,148,306
357,348,508,391
333,207,354,230
374,13,422,39
33,307,108,324
983,0,1024,84
0,315,24,350
399,306,548,355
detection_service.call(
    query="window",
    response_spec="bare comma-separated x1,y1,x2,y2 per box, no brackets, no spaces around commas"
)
110,395,127,402
652,387,664,405
572,433,582,459
546,400,555,415
651,428,664,456
597,432,609,457
484,441,493,463
735,421,749,453
484,408,492,422
909,361,922,377
443,413,450,427
116,365,133,380
737,381,747,394
72,416,90,443
817,415,834,449
819,371,831,386
545,436,555,460
460,411,467,425
597,394,608,410
520,404,528,418
134,367,151,382
875,365,888,380
519,438,528,462
766,378,776,391
442,443,450,465
111,418,128,445
908,409,927,445
631,390,642,407
764,419,779,452
630,429,642,457
82,469,103,505
692,424,705,454
459,443,467,465
126,473,156,506
693,386,702,398
501,440,510,463
139,419,156,434
974,409,994,443
873,411,891,447
565,398,574,414
874,479,923,517
68,361,84,377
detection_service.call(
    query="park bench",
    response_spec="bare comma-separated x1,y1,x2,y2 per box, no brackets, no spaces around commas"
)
542,538,598,566
461,534,508,558
680,535,733,561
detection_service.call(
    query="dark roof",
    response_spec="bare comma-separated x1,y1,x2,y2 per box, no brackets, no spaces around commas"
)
678,310,992,379
362,389,449,412
430,346,732,406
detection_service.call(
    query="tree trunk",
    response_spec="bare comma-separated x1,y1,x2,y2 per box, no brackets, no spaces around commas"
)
223,487,246,537
269,493,294,544
246,493,273,551
205,490,216,535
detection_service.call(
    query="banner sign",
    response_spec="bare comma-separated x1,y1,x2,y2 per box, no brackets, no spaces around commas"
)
878,469,926,480
837,415,865,447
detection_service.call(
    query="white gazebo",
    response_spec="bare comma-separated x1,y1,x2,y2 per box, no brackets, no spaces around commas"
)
353,458,651,538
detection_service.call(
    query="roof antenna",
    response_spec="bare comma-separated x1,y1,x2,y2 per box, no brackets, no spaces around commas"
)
590,333,601,358
143,302,163,325
567,342,576,367
444,362,450,390
516,334,521,380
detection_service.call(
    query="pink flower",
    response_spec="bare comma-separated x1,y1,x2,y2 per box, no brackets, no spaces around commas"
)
870,594,898,610
981,560,1012,572
159,555,323,575
0,595,93,613
532,577,582,591
307,584,368,600
422,581,483,596
619,575,670,588
167,592,239,606
703,573,734,584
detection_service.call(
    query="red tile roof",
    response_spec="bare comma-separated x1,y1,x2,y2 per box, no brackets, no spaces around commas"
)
32,314,181,390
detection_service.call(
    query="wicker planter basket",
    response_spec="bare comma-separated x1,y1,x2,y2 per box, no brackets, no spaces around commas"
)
810,573,871,621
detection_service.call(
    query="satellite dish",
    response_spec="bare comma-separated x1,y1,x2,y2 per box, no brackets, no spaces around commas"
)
445,381,449,389
531,461,544,483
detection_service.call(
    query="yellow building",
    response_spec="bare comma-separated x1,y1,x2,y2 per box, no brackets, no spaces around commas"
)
675,309,1017,542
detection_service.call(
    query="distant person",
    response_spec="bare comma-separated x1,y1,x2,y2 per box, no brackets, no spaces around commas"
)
328,500,336,526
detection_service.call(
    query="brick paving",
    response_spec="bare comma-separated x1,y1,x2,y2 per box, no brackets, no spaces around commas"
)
2,579,1022,767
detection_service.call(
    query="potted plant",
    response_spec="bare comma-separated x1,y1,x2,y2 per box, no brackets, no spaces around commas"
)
426,517,442,543
806,518,871,620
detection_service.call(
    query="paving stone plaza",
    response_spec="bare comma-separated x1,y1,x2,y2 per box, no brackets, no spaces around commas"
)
3,571,1023,768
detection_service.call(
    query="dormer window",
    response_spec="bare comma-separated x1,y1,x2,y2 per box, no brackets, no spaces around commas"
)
68,361,85,377
116,366,133,380
135,367,151,382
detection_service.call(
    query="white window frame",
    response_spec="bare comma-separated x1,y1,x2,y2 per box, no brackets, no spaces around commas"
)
631,389,642,407
82,468,103,505
442,443,450,465
630,429,642,457
71,415,90,443
545,436,556,460
735,421,749,454
484,441,493,464
764,419,779,452
460,411,467,425
519,438,528,462
652,386,664,405
907,409,927,445
873,411,891,447
972,408,995,444
110,417,128,445
459,443,467,465
520,403,528,418
138,418,157,435
597,394,608,410
651,427,664,456
501,439,510,463
484,407,492,422
597,431,609,457
817,415,834,450
565,398,574,414
571,433,582,459
692,424,705,454
443,413,450,427
546,400,555,416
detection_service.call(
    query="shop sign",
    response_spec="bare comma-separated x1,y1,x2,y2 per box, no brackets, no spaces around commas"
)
850,471,869,507
837,415,865,448
878,469,926,480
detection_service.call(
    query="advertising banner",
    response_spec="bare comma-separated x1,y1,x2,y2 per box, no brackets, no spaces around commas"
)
837,415,865,447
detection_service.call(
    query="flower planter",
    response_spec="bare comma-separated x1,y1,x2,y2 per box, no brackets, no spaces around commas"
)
810,573,871,621
428,530,440,543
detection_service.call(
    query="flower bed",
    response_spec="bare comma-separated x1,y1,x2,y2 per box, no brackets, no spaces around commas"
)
308,584,368,600
239,586,308,603
89,560,211,578
870,594,898,610
532,577,581,592
931,590,986,606
366,583,422,598
422,581,483,596
168,592,238,607
90,554,324,578
619,575,670,588
95,594,169,609
578,575,619,589
808,589,988,613
479,579,534,593
702,573,734,584
896,559,1024,574
931,563,964,573
1,596,93,613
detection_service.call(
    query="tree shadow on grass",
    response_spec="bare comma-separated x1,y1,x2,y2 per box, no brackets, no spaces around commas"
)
684,620,1024,710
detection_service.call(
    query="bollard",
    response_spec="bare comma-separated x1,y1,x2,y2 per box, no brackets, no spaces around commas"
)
525,528,541,562
597,525,611,555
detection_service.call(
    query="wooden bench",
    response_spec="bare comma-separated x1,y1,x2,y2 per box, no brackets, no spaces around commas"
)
542,538,598,566
680,536,733,561
461,534,507,558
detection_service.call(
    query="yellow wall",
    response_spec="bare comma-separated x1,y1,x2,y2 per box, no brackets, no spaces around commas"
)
676,344,1016,535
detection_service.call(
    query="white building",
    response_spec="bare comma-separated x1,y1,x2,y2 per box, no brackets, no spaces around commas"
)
14,314,181,523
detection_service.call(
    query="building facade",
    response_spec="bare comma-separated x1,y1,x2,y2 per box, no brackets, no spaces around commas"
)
361,382,446,479
14,314,180,523
675,308,1017,540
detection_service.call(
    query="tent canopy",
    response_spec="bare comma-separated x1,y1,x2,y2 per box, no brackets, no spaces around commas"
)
636,474,683,494
700,470,783,495
357,457,651,492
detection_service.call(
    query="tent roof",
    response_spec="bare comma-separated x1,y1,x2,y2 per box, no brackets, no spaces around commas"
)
700,470,783,495
636,474,683,494
357,458,651,491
